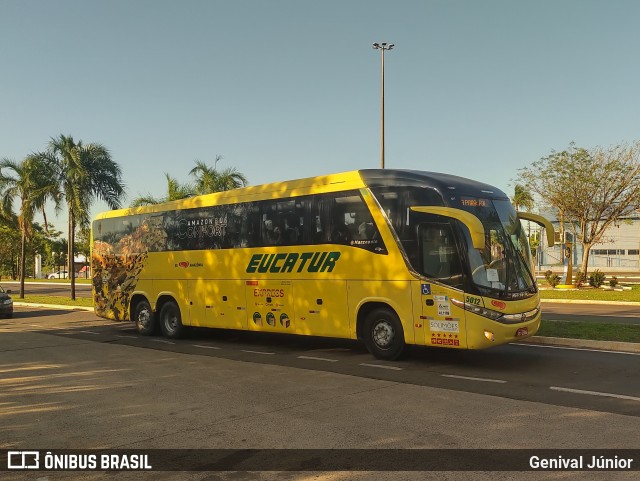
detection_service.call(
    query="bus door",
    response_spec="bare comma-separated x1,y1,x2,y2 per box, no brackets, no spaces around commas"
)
246,280,295,332
417,222,468,349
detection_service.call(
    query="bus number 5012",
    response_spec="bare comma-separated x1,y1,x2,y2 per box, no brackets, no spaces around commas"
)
465,296,481,306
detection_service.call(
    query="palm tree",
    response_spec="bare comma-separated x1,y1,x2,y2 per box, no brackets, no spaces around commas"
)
43,135,125,300
511,184,535,212
0,155,58,298
189,156,248,194
130,173,195,207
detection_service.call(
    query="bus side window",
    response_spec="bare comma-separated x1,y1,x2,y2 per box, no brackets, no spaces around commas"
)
418,222,463,288
311,196,331,245
244,203,262,247
263,216,283,246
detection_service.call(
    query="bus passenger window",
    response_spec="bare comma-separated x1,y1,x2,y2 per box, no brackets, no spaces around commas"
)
330,212,352,244
263,218,282,245
283,213,300,245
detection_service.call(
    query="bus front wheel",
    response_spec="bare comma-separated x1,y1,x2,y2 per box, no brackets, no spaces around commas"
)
363,307,405,360
159,300,184,339
133,299,156,335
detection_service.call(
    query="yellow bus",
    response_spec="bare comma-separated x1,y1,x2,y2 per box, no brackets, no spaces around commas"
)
91,169,554,360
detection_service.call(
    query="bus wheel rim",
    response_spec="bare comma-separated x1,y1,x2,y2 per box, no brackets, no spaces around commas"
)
138,308,151,328
164,312,178,332
372,320,394,348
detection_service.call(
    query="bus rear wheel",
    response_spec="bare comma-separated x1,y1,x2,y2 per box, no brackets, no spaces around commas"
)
159,300,184,339
363,307,405,360
133,299,156,335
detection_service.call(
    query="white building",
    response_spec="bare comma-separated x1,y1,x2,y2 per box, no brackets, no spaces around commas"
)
536,216,640,272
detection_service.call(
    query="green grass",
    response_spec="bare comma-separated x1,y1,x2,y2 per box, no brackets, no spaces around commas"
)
15,295,93,308
538,320,640,343
539,285,640,302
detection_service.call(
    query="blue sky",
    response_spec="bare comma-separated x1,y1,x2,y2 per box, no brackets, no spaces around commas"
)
2,0,639,235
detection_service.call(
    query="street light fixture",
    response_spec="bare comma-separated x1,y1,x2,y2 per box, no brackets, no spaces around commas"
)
372,42,394,169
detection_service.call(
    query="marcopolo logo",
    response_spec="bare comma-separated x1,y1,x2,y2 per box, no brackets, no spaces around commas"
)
246,252,340,274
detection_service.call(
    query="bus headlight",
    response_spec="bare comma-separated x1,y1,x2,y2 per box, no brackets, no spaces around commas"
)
450,299,540,324
451,298,502,320
484,330,495,342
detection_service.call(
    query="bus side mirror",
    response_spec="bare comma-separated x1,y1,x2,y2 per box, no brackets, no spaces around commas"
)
516,212,555,247
410,206,485,250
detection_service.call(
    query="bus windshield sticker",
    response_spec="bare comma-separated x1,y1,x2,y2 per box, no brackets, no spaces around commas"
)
486,269,500,282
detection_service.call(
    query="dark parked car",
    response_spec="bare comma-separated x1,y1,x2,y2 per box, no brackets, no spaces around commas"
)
0,285,13,318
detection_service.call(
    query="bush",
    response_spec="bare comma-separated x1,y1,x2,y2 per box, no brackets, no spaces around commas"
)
609,276,618,288
543,270,561,288
589,269,606,288
574,270,586,288
544,270,553,284
548,274,561,288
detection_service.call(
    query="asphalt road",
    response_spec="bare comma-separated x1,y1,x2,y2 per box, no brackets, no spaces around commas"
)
5,306,640,417
541,301,640,324
1,307,639,480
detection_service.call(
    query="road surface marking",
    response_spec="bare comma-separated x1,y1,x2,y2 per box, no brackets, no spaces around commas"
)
441,374,507,383
550,386,640,402
77,330,100,335
298,355,339,362
241,349,275,355
151,339,175,345
192,344,221,350
116,335,137,339
515,343,640,356
360,363,403,371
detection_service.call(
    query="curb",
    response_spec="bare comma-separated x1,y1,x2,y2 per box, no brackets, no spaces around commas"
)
520,335,640,354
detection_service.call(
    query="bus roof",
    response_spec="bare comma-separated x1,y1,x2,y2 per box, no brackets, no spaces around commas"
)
94,168,507,220
359,169,509,199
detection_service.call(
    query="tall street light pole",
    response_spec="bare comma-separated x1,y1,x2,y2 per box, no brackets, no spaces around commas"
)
372,42,394,169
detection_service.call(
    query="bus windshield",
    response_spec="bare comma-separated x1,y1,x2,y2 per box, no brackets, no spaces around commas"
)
458,197,535,295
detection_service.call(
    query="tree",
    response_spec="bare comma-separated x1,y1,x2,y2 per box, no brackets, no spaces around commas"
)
189,156,248,194
0,222,20,279
518,141,640,275
511,184,535,212
43,135,125,300
0,155,58,297
130,173,195,207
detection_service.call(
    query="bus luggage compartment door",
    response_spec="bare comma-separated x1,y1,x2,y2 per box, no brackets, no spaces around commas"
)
246,280,295,332
293,280,348,338
209,279,248,330
421,283,467,349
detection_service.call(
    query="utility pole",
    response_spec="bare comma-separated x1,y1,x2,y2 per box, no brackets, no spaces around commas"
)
372,42,394,168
